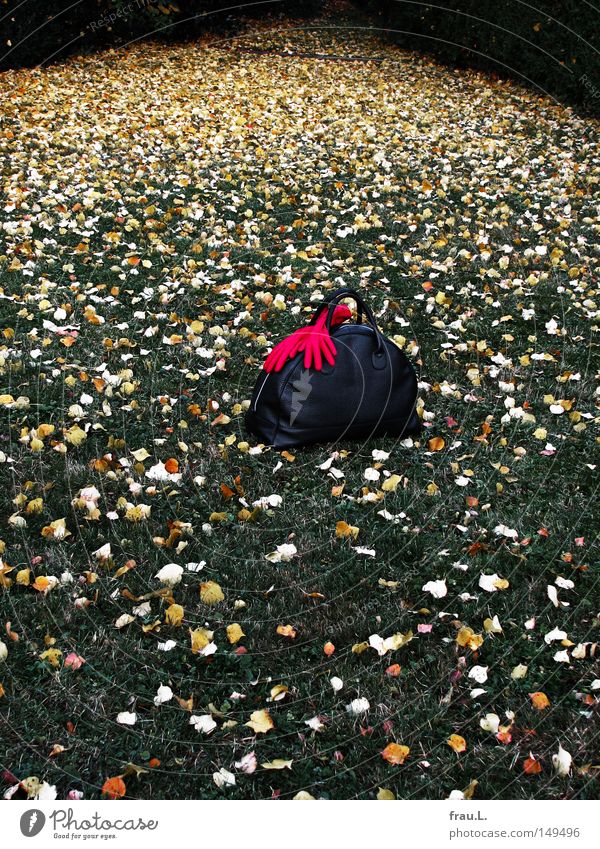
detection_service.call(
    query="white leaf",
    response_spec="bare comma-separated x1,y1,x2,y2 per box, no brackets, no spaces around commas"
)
479,573,501,593
346,697,370,715
553,650,570,663
115,613,135,629
422,579,447,599
116,711,137,725
479,713,500,733
511,664,528,679
153,684,173,706
552,744,572,777
265,543,297,563
468,665,489,683
494,524,518,540
212,768,236,789
189,714,217,734
544,626,567,644
234,752,257,774
155,563,183,587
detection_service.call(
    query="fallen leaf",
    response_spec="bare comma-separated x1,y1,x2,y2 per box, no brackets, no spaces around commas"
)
447,734,467,753
200,581,224,605
101,776,126,799
381,743,410,765
245,709,274,734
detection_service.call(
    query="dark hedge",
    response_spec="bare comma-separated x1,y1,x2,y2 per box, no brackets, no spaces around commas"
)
354,1,599,114
0,0,324,71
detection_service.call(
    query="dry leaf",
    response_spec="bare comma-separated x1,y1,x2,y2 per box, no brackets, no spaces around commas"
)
381,743,410,765
200,581,224,605
245,709,274,734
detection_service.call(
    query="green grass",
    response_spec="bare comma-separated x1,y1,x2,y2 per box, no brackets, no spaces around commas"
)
0,17,598,800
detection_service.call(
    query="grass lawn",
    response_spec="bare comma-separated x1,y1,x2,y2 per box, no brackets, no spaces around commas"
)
0,16,599,801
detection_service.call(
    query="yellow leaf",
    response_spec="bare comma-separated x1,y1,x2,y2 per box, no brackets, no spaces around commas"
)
39,648,62,668
463,779,478,799
209,512,229,523
447,734,467,753
65,425,87,446
36,423,54,439
200,581,224,605
175,695,194,711
381,474,401,492
16,568,31,586
165,604,184,627
352,641,370,654
530,691,550,710
32,575,50,592
381,743,410,765
245,709,274,734
377,787,396,800
276,624,297,639
226,623,244,644
385,630,413,650
189,627,214,654
269,684,288,701
335,520,359,539
261,759,292,770
456,626,484,651
40,518,71,540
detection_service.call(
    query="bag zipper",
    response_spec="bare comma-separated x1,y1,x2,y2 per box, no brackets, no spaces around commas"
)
253,372,270,412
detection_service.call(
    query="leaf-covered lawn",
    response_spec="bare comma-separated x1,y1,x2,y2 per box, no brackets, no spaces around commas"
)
0,18,599,801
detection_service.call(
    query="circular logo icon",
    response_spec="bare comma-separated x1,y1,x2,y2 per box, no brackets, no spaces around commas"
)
20,810,46,837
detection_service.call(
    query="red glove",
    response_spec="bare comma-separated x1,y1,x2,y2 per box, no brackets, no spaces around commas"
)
263,304,351,372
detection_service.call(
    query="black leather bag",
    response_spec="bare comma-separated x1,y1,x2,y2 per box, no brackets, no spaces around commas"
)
245,287,421,449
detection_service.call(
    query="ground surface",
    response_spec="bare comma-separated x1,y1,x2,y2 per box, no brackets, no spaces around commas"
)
0,17,599,801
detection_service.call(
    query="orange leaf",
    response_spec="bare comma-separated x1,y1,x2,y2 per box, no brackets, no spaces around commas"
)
323,641,335,657
447,734,467,753
101,776,126,799
523,755,542,775
385,663,402,677
335,520,359,539
164,458,179,474
381,743,410,765
220,483,235,500
530,692,550,710
276,624,297,639
32,576,50,592
428,436,445,451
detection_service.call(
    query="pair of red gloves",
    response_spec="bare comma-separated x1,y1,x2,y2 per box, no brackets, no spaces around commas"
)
263,304,351,372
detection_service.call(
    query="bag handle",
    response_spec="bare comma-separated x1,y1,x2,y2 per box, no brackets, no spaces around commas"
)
312,288,384,357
